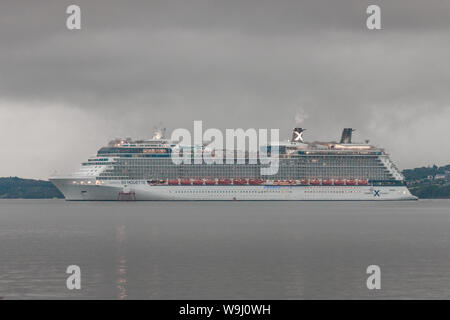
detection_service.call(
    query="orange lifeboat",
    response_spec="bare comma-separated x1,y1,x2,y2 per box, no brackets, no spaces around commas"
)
218,179,232,185
358,179,369,185
192,179,203,185
288,180,297,185
334,179,345,186
233,178,247,185
180,179,191,185
346,179,356,186
310,179,321,186
205,179,216,185
249,179,263,185
168,179,179,185
322,179,333,186
300,179,309,185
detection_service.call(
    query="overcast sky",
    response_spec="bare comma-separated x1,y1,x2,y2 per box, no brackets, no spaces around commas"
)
1,0,450,178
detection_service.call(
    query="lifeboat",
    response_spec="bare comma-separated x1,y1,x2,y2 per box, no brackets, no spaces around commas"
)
357,179,369,185
300,179,309,185
334,179,345,186
180,179,191,185
204,179,216,185
322,179,333,186
273,180,289,186
168,179,179,185
346,179,356,186
233,179,247,185
218,179,232,185
192,179,203,185
288,180,297,185
248,179,263,185
310,179,321,186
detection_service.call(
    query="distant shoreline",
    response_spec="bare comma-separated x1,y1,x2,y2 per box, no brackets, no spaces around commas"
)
0,177,64,199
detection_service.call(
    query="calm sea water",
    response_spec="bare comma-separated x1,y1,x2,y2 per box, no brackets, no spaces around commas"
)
0,199,449,299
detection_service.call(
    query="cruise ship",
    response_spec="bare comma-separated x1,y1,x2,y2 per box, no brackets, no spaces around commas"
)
50,127,417,201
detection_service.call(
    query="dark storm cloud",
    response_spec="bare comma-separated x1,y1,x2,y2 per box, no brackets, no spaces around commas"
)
0,0,450,177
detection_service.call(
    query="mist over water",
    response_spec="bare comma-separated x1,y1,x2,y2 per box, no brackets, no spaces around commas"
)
0,199,449,299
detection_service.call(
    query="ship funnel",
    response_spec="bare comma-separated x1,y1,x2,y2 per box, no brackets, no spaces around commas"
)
340,128,354,144
292,128,306,143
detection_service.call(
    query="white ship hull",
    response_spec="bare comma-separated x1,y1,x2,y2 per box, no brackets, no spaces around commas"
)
51,178,417,201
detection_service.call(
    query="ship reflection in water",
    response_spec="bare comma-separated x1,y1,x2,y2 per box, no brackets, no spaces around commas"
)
116,225,127,300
